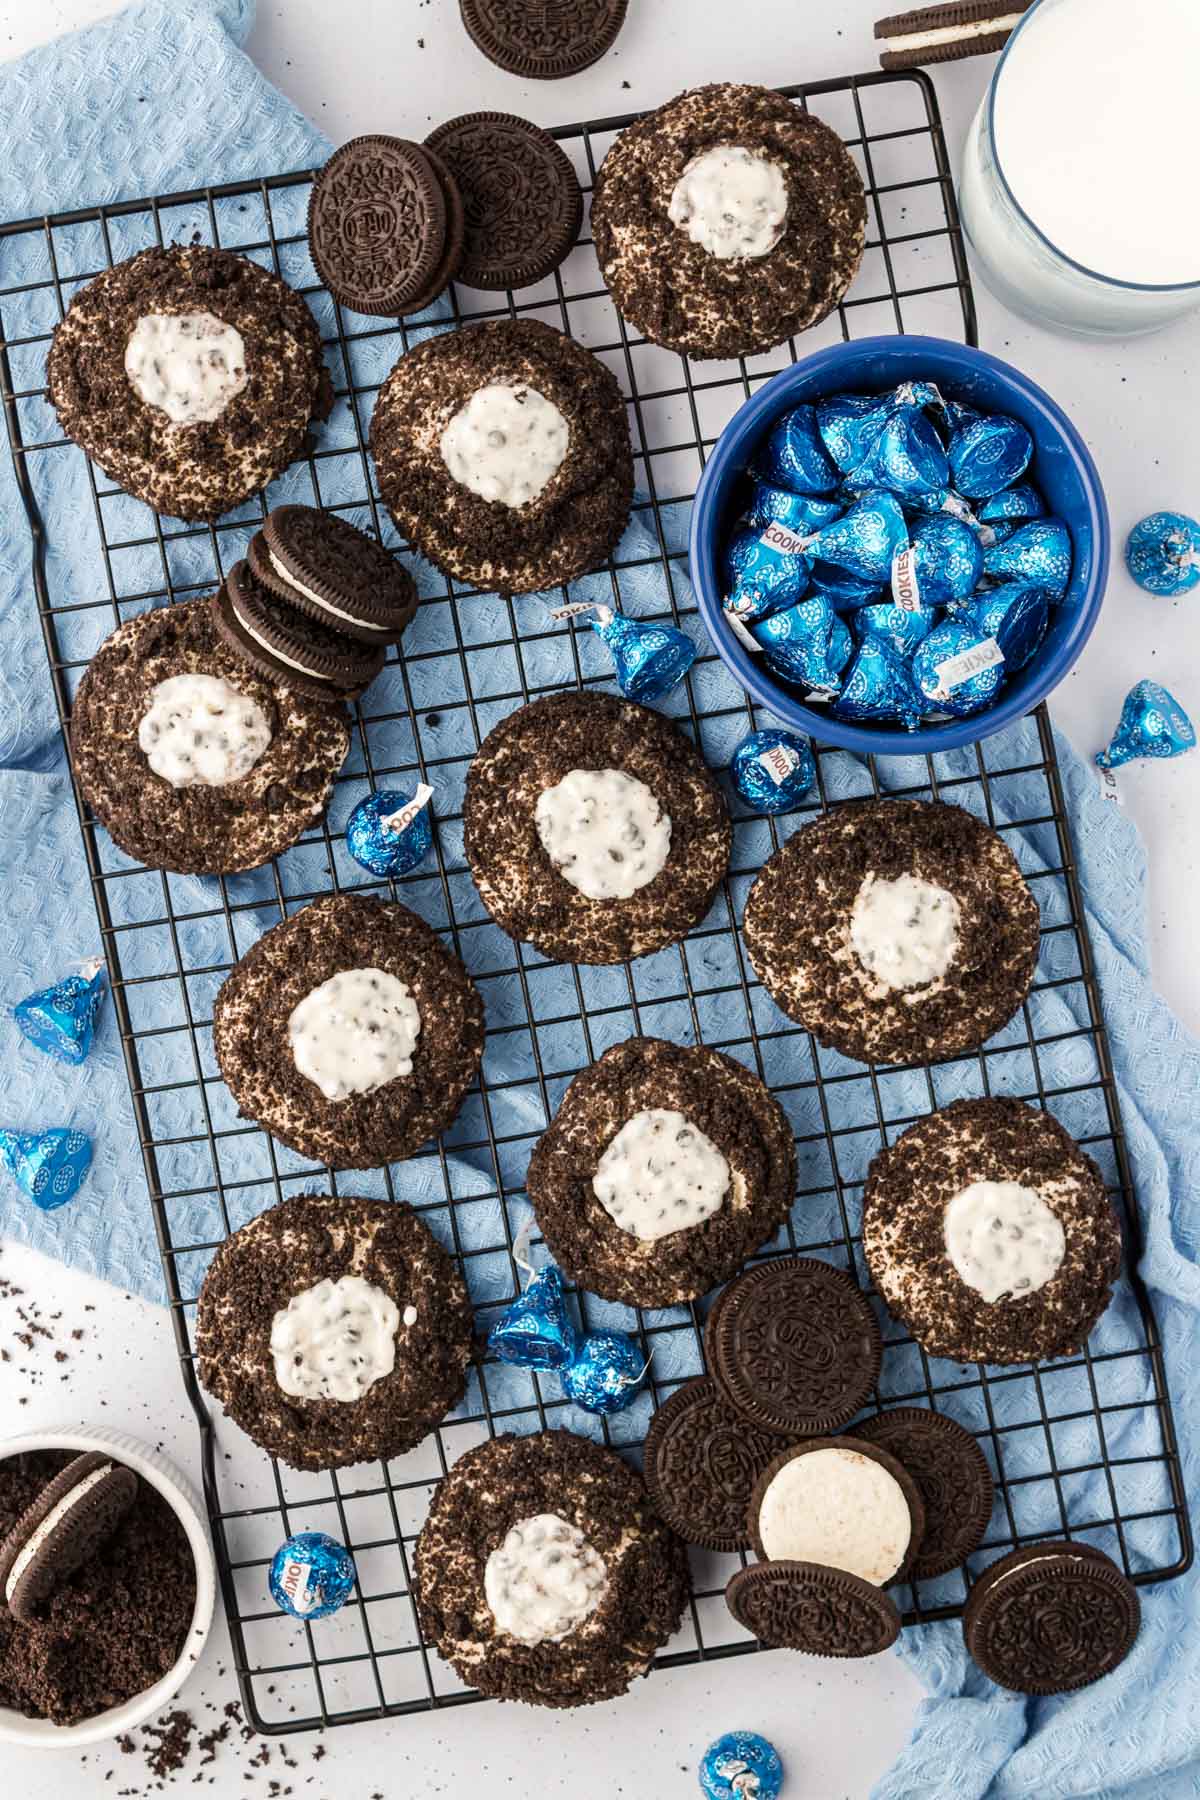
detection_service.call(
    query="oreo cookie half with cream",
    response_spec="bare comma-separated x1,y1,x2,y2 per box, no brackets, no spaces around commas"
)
748,1437,926,1587
0,1451,138,1621
215,561,385,701
250,504,418,644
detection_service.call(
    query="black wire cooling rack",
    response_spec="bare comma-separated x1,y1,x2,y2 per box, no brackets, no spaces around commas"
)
0,68,1189,1736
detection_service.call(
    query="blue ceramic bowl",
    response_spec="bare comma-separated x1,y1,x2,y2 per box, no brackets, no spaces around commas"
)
689,334,1109,755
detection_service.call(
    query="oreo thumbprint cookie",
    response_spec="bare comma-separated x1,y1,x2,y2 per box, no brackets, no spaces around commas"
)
369,317,633,594
195,1194,472,1469
463,691,731,965
863,1097,1122,1365
526,1037,794,1309
742,798,1041,1066
590,83,866,361
47,244,330,520
213,893,485,1167
413,1431,687,1707
70,597,350,875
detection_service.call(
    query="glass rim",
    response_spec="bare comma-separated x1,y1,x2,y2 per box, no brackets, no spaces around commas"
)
987,0,1200,297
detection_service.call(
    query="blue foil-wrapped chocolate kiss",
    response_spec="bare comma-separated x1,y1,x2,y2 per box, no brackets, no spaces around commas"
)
729,728,816,812
753,598,852,697
1124,511,1200,597
559,1329,648,1414
592,606,698,703
740,481,843,536
833,633,924,730
804,491,908,588
346,785,434,878
13,960,106,1065
752,403,840,496
854,597,938,659
983,519,1073,599
912,619,1005,718
269,1532,356,1621
1096,680,1196,770
845,405,948,500
971,584,1050,674
699,1731,785,1800
488,1265,578,1371
724,519,812,620
948,412,1034,498
894,515,984,609
0,1126,93,1211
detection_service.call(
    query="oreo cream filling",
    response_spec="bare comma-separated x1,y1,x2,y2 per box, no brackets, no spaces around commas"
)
440,383,570,508
288,967,421,1101
124,311,248,425
266,549,389,633
534,767,671,901
668,144,789,260
944,1179,1066,1303
592,1107,730,1241
484,1513,608,1645
4,1464,115,1603
270,1275,400,1402
138,672,271,788
850,872,961,991
757,1445,911,1585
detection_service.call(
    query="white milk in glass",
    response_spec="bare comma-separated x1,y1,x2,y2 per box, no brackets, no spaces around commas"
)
960,0,1200,334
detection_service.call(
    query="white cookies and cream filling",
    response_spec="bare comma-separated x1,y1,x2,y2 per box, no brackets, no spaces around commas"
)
668,144,789,260
4,1464,115,1604
288,968,421,1101
756,1445,911,1586
270,1274,400,1402
943,1179,1066,1303
137,672,272,788
124,311,248,425
484,1513,608,1645
592,1108,730,1241
439,383,570,508
534,767,671,901
849,871,961,992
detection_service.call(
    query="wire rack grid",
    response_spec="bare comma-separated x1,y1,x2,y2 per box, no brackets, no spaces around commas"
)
0,67,1189,1737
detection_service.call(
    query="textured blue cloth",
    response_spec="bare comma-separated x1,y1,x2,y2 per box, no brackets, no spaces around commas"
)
0,8,1197,1795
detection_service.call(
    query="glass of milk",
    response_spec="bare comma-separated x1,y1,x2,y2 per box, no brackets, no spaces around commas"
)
959,0,1200,336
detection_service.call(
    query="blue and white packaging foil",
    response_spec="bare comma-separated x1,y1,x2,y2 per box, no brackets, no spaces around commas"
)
1096,680,1197,771
730,727,816,812
1124,511,1200,597
983,518,1073,598
834,633,924,729
752,403,840,495
912,619,1005,717
947,412,1034,498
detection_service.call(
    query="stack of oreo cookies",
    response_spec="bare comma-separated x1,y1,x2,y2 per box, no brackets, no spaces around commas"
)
642,1256,997,1658
213,504,417,702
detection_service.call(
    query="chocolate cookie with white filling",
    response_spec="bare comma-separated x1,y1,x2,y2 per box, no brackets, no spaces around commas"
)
70,597,350,875
213,892,485,1168
47,244,330,521
526,1036,794,1309
195,1193,472,1470
742,798,1040,1067
862,1097,1122,1364
369,317,632,594
414,1430,686,1707
591,83,866,361
463,690,731,965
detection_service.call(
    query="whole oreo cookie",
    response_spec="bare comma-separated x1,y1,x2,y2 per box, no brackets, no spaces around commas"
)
642,1376,781,1551
195,1193,473,1470
742,798,1041,1067
414,1430,686,1708
308,135,457,317
851,1408,993,1579
213,892,485,1169
458,0,628,78
526,1036,794,1309
70,596,350,875
875,1,1035,70
726,1560,901,1657
963,1542,1140,1693
463,691,731,965
46,244,329,521
215,561,385,700
251,504,418,644
863,1097,1123,1365
425,112,583,291
0,1452,138,1622
706,1257,882,1438
370,317,633,595
592,84,866,361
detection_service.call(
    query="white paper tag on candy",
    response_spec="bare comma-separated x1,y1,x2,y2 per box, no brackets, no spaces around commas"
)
724,608,762,653
382,784,434,836
891,545,923,613
759,742,801,785
933,636,1003,692
759,520,810,558
277,1556,315,1615
1097,764,1123,805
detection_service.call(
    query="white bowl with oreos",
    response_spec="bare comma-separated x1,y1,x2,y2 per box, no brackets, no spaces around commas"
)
0,1425,216,1749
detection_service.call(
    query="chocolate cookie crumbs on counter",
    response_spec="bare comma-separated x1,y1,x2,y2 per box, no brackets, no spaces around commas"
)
369,317,633,594
213,893,484,1168
458,0,628,79
195,1193,473,1470
526,1036,794,1308
425,112,583,291
414,1430,686,1706
742,798,1040,1067
46,244,329,521
0,1449,196,1726
71,597,350,876
863,1097,1123,1364
591,83,866,360
463,691,731,965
